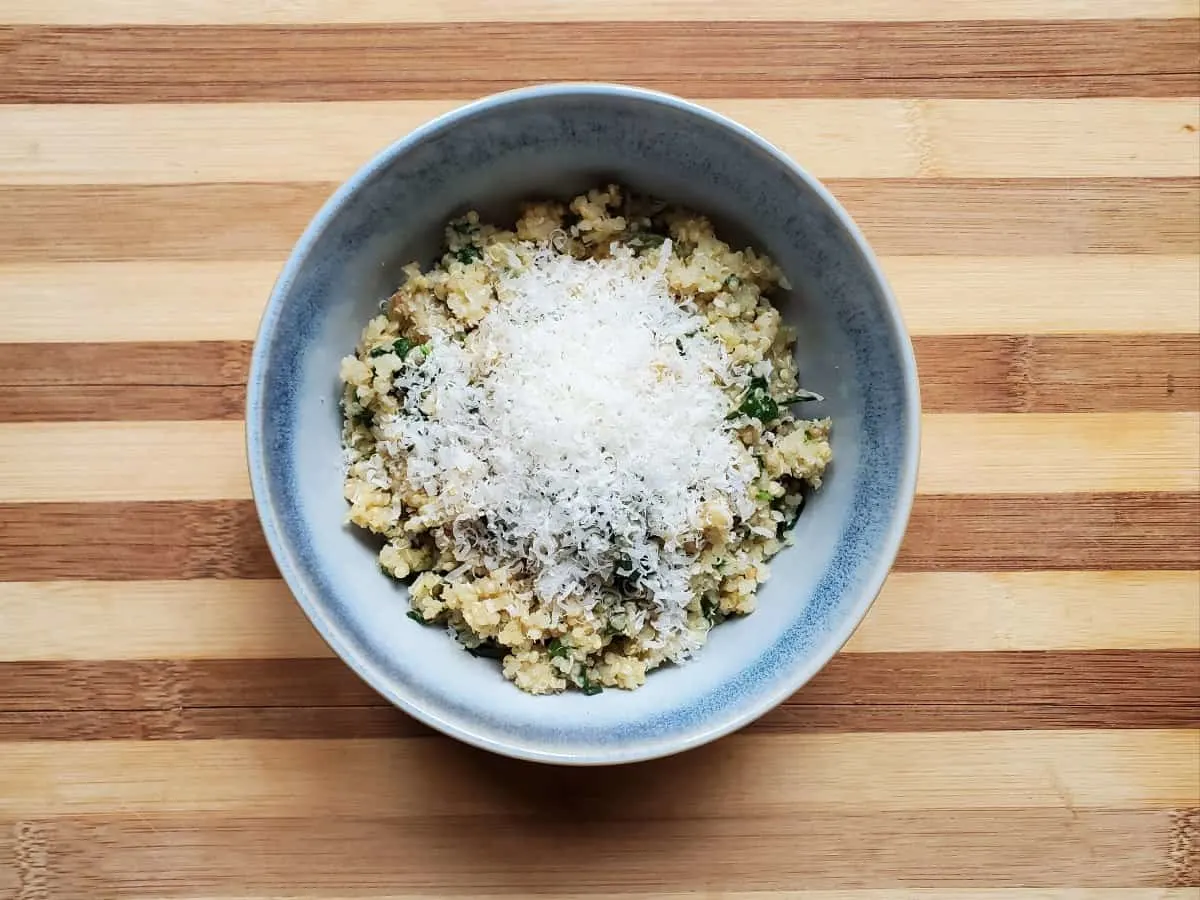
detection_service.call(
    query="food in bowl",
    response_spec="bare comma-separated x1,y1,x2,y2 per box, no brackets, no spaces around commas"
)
249,84,921,762
339,184,832,694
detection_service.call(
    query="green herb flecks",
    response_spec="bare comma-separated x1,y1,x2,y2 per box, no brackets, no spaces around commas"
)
729,376,779,423
454,245,483,264
723,274,741,290
547,637,570,660
729,378,825,424
701,594,726,626
778,494,805,536
626,233,666,255
579,671,603,696
613,553,641,596
780,389,825,404
369,337,413,359
466,639,509,660
406,610,430,624
754,488,773,502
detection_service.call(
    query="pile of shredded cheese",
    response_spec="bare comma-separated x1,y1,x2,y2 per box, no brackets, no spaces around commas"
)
375,243,757,651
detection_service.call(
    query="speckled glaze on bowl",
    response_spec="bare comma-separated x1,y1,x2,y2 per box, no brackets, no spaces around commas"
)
246,84,920,765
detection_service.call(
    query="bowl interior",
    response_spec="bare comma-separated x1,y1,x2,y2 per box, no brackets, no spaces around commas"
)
248,86,919,763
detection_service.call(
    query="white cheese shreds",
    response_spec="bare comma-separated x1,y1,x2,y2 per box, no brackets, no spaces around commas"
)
376,243,757,656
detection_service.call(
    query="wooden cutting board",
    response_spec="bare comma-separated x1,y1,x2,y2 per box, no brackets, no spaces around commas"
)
1,2,1198,896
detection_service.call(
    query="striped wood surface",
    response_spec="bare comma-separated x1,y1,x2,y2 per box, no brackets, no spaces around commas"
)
0,1,1197,897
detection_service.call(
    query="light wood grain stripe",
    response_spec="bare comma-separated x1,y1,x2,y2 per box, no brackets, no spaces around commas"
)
917,414,1200,493
4,21,1197,103
0,421,250,501
848,572,1200,653
2,494,1195,581
0,178,1192,269
1,652,1195,739
3,0,1197,23
2,335,1197,422
0,731,1193,817
2,415,1195,501
891,257,1200,335
4,257,1195,342
2,572,1195,662
3,99,1196,183
1,810,1191,893
2,180,1196,261
0,580,329,661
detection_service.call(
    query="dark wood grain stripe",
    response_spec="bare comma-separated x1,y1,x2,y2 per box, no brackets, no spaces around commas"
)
2,494,1196,581
898,492,1200,571
6,699,1198,741
2,335,1196,421
0,707,431,741
0,651,1195,739
4,651,1196,712
0,342,251,422
3,21,1197,103
0,341,251,386
915,334,1200,413
0,384,246,422
2,180,1195,261
0,810,1180,891
0,501,276,580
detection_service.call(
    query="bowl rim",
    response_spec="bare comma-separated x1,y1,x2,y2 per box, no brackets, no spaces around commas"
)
246,82,922,765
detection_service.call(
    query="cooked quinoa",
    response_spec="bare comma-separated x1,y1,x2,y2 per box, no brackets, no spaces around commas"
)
340,185,832,695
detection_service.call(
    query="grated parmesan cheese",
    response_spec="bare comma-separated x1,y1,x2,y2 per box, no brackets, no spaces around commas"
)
375,243,757,656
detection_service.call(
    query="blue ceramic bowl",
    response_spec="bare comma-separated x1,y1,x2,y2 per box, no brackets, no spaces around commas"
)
246,84,920,765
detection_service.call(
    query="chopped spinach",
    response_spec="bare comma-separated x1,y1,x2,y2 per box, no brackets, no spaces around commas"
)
454,245,483,264
579,671,603,696
547,637,570,660
780,389,825,405
729,376,780,423
778,495,805,535
701,594,726,625
406,610,430,624
626,233,666,254
466,639,509,660
369,337,413,359
729,379,825,423
613,553,640,596
450,220,475,235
